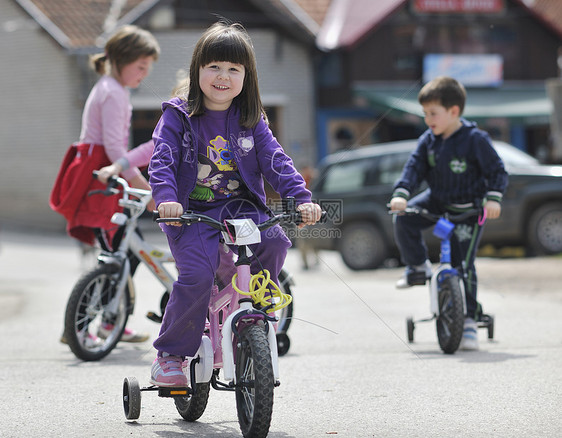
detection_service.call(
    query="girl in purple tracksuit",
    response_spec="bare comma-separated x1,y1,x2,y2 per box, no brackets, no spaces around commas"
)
148,21,322,387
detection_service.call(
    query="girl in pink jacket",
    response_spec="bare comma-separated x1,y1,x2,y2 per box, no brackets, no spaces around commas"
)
51,25,160,343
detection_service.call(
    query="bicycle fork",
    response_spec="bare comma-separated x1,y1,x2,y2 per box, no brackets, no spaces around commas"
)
429,237,467,316
98,251,132,317
220,261,280,384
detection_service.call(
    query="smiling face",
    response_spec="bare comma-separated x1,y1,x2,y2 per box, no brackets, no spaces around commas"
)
421,101,462,139
114,55,154,89
199,61,245,111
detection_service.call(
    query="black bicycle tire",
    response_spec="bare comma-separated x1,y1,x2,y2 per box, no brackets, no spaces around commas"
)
436,274,464,354
174,382,211,422
64,264,130,361
235,323,274,438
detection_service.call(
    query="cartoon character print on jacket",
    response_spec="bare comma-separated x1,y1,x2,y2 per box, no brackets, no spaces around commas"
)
190,155,222,202
190,135,245,202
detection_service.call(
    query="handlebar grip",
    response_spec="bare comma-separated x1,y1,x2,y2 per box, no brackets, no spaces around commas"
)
152,210,160,222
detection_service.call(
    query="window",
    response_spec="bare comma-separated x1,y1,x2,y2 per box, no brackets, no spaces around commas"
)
374,152,410,185
321,160,368,193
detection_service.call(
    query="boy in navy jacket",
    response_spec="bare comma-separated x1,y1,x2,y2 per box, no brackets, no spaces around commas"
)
389,76,508,350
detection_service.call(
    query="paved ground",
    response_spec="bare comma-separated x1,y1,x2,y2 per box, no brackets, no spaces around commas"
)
1,226,561,437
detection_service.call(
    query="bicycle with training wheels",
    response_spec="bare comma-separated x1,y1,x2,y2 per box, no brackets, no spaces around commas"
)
122,199,319,438
63,173,295,361
389,207,494,354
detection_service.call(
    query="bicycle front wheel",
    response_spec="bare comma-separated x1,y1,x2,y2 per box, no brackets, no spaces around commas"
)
64,264,130,361
235,323,274,438
436,274,464,354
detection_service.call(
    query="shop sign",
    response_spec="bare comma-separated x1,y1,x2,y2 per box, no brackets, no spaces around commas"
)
423,54,503,87
413,0,505,13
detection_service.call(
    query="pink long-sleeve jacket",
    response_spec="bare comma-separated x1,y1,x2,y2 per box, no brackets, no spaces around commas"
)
79,75,153,180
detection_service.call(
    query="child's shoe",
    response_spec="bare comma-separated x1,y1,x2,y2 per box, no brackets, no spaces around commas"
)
459,317,479,351
396,260,432,289
150,353,188,387
99,323,149,343
60,332,102,348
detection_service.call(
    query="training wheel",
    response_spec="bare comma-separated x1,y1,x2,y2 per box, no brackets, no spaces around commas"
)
276,332,291,356
123,377,141,420
406,317,415,343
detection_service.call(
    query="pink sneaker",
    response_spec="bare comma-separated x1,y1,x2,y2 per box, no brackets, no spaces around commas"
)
149,354,188,387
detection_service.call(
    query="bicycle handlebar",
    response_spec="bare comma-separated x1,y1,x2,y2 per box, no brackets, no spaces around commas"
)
155,199,327,232
389,206,483,223
89,171,151,199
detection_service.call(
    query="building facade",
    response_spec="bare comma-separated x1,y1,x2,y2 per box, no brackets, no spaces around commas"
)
0,0,318,230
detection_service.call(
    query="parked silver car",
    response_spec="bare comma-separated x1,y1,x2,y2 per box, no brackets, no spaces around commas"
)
304,140,562,270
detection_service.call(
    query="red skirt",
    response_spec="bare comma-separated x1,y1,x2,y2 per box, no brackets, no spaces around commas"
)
49,143,121,245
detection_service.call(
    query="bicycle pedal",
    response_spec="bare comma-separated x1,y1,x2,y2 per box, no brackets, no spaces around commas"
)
407,271,427,286
146,311,163,323
158,387,191,397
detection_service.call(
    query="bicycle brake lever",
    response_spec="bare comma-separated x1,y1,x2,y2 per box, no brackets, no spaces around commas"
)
87,188,120,197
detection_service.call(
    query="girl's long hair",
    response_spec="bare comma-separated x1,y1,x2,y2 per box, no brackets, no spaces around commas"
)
181,21,266,128
90,25,160,75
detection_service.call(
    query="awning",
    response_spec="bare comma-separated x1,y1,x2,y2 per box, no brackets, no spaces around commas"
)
353,83,553,125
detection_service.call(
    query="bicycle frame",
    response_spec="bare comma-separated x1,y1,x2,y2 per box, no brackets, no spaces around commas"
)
191,242,280,387
156,211,301,389
93,179,176,319
390,207,481,319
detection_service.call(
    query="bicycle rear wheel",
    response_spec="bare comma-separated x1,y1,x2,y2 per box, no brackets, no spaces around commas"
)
436,275,464,354
276,268,293,334
235,323,274,438
64,264,131,361
275,269,293,356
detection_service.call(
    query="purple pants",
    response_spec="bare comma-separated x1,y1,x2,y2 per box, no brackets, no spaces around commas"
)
153,199,291,357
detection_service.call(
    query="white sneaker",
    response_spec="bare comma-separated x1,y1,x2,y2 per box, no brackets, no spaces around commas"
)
459,318,479,351
396,260,432,289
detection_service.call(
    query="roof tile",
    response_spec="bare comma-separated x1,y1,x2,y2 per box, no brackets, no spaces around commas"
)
22,0,148,49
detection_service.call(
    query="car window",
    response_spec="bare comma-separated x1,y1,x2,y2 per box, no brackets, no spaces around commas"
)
371,151,410,185
321,160,368,193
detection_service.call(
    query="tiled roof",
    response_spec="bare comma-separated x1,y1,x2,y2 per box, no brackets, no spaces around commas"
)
16,0,333,51
292,0,332,26
15,0,158,50
317,0,406,50
246,0,330,39
526,0,562,39
317,0,562,51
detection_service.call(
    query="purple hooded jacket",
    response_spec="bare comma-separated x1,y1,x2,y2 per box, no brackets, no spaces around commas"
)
149,98,311,233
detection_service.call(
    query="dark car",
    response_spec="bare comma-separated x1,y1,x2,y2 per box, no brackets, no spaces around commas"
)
304,140,562,270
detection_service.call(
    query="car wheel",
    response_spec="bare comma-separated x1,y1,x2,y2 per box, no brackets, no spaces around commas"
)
339,221,387,270
527,202,562,255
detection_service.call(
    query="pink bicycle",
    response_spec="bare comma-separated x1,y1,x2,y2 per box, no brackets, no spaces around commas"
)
123,198,318,438
63,173,295,362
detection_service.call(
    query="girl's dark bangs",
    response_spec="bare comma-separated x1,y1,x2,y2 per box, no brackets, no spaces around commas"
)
202,34,250,66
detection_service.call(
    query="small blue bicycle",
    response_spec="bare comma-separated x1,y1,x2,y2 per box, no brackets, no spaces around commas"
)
390,207,494,354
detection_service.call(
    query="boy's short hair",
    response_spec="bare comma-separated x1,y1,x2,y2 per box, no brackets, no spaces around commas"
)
418,76,466,115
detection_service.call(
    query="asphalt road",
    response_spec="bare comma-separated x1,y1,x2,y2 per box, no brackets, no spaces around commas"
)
1,226,561,437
